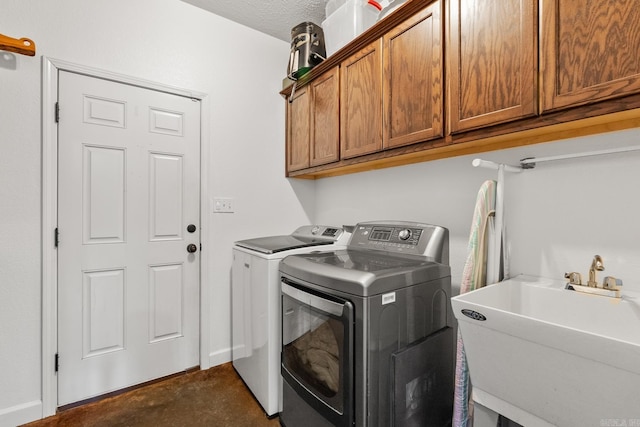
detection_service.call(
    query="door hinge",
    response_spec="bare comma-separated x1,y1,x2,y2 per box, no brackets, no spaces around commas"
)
55,102,60,123
54,228,59,247
55,353,59,372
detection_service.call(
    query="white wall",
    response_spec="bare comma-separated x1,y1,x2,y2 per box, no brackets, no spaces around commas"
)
315,127,640,295
315,153,484,291
504,129,640,286
1,0,313,424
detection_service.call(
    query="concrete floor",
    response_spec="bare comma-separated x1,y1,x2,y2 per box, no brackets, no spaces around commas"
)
23,363,280,427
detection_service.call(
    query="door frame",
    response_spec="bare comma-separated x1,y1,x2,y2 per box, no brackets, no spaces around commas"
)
41,57,211,417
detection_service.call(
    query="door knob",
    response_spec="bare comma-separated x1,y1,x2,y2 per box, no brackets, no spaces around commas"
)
187,243,198,253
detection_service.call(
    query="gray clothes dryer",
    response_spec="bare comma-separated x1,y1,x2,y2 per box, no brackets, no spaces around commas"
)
279,221,454,427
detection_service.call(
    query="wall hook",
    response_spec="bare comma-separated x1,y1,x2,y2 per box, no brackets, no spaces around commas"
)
0,33,36,56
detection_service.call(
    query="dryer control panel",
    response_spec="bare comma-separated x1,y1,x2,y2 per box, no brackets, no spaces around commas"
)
368,226,422,245
348,221,449,264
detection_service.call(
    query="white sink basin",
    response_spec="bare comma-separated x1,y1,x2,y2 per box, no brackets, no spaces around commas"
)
451,275,640,427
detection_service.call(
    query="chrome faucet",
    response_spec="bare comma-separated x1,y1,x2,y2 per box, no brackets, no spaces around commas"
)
587,255,604,287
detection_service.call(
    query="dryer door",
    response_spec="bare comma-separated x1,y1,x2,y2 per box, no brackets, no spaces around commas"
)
281,279,354,427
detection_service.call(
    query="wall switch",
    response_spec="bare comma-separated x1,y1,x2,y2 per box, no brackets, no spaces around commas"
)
213,197,234,213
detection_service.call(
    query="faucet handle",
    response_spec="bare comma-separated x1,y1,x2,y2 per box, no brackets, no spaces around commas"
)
564,272,583,286
602,276,623,290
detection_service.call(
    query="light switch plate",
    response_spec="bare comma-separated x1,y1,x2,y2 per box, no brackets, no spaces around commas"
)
213,197,234,213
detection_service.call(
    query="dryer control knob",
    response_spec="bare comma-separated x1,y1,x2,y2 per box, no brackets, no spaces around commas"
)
398,229,412,240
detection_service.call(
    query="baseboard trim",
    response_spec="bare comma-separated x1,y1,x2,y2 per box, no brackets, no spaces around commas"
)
208,348,231,367
0,400,43,426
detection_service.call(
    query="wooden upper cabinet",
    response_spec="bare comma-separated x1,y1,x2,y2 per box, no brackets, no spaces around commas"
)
447,0,537,133
541,0,640,112
340,39,383,159
286,86,310,172
310,67,340,167
383,0,443,149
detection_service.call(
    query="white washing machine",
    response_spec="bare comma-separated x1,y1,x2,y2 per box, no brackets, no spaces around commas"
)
231,225,351,416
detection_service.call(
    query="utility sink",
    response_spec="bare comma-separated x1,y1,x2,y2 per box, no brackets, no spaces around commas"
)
451,275,640,427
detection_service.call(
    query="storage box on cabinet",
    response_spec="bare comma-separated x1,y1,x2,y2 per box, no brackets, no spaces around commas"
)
323,0,382,56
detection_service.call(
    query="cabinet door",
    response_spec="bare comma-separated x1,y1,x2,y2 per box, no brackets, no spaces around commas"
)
310,68,340,167
340,39,383,159
447,0,537,132
383,0,443,149
541,0,640,112
286,86,310,172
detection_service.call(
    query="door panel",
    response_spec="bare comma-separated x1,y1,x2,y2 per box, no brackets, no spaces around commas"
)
82,95,126,128
340,39,383,159
149,153,183,241
82,269,125,357
286,86,311,172
541,0,640,111
447,0,537,132
384,1,443,148
82,145,125,243
149,263,184,342
58,71,200,406
310,67,340,167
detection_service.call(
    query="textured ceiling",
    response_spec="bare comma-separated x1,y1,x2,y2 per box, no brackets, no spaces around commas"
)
181,0,328,42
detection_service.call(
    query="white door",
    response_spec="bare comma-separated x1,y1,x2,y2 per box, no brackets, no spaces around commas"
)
57,71,201,406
